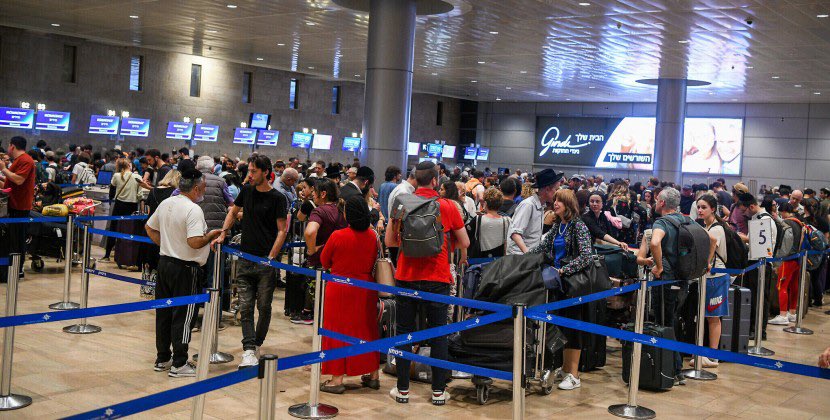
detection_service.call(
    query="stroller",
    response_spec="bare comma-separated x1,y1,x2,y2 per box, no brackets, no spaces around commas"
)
449,253,563,404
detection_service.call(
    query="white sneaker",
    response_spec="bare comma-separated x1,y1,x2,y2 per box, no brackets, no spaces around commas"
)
168,362,197,378
431,390,451,406
238,350,258,369
769,314,789,325
390,387,409,404
787,312,797,323
558,373,581,390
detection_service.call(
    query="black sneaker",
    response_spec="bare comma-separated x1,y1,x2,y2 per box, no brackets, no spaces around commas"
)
275,278,287,289
290,313,313,325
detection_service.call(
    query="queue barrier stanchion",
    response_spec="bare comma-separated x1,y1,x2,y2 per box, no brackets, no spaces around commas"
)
784,253,814,335
0,254,32,410
192,287,221,419
258,354,279,420
682,276,717,381
63,225,102,334
512,304,526,420
193,244,234,364
288,270,338,419
609,275,656,419
748,259,774,356
50,214,80,310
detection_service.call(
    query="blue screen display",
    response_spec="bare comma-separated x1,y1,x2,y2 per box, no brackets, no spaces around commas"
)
250,113,270,130
342,137,361,152
463,147,477,160
35,111,70,131
257,130,279,146
427,143,444,157
292,132,312,148
120,117,150,137
477,148,490,160
89,115,120,135
166,122,194,140
193,124,219,142
233,128,257,145
0,107,35,129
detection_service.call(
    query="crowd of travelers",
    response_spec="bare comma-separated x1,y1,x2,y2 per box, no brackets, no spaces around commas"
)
4,135,830,405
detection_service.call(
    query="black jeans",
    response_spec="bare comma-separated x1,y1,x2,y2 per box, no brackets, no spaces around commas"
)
394,280,450,393
236,259,278,350
155,256,201,367
2,209,29,279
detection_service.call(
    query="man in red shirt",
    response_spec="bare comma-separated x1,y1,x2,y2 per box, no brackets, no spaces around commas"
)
385,161,469,406
1,136,36,278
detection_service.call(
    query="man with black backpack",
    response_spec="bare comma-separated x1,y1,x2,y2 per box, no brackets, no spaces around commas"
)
736,192,777,341
385,161,469,406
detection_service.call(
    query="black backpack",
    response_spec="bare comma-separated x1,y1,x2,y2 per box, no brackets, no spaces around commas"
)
716,222,748,271
392,193,445,258
665,214,711,280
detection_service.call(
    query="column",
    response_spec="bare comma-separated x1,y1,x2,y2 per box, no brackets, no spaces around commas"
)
359,0,417,171
652,78,687,184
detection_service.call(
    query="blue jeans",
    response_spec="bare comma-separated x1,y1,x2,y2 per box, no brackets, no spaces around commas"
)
394,281,450,392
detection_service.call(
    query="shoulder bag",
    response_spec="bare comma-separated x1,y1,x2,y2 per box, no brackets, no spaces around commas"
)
558,223,611,298
372,231,396,297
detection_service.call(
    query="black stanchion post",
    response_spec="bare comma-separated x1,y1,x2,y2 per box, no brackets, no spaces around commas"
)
784,253,814,335
609,275,655,419
0,254,32,410
288,270,338,419
192,287,220,419
748,259,774,356
512,304,526,420
682,276,717,380
50,214,80,310
193,244,234,364
63,225,102,334
258,354,279,420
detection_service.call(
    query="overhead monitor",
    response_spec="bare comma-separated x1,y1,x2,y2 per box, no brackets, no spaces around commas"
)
441,145,456,159
233,127,257,145
342,137,361,152
35,110,70,131
681,118,744,175
463,146,478,160
166,122,194,140
311,134,332,150
257,130,280,146
477,148,490,161
249,113,271,130
292,132,313,148
88,115,120,135
426,143,444,158
407,141,420,156
120,117,150,137
0,107,34,129
193,124,219,142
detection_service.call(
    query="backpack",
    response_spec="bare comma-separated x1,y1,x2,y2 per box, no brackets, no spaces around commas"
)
77,165,97,185
715,222,748,271
392,193,445,258
803,224,828,269
54,169,70,185
665,214,711,280
34,163,48,184
499,201,517,218
778,218,804,258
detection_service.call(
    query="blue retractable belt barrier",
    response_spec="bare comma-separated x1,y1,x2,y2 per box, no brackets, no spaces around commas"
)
468,257,497,265
223,246,318,277
283,241,306,249
63,367,258,420
76,214,148,222
0,294,208,329
0,216,67,224
321,272,511,313
319,328,513,381
526,280,678,314
83,226,154,244
85,268,151,286
0,258,7,266
527,312,830,380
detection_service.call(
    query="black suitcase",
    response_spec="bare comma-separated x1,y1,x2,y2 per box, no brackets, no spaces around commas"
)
283,271,307,317
114,217,143,269
622,322,676,391
720,285,750,354
675,283,699,351
553,299,608,372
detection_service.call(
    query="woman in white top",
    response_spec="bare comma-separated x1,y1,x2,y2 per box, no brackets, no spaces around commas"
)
455,181,478,217
693,193,730,368
470,188,512,258
102,158,152,261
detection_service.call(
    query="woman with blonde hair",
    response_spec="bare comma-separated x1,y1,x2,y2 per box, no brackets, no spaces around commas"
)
102,158,152,261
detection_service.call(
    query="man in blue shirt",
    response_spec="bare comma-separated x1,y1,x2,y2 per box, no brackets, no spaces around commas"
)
379,165,401,220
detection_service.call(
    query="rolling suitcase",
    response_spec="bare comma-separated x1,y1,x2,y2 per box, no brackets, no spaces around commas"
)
622,322,676,391
284,271,307,317
720,285,750,354
579,298,607,371
114,214,143,269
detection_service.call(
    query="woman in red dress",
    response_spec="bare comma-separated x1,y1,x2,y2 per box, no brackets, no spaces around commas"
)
319,196,380,394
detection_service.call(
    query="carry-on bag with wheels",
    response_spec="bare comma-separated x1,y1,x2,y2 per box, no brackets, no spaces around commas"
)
622,322,676,391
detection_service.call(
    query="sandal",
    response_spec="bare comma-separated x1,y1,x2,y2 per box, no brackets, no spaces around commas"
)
320,380,346,394
361,374,380,390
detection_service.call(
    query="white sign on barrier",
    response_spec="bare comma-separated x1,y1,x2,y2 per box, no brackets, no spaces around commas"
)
749,217,774,260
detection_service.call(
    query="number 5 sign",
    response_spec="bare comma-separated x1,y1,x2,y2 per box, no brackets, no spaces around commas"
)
749,218,774,259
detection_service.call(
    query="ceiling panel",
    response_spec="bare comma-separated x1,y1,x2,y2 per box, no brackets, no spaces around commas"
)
1,0,830,102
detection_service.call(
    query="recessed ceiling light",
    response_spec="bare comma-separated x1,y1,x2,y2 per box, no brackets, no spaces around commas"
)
129,15,139,19
477,61,485,64
588,86,595,89
565,98,572,101
709,92,715,95
578,2,591,6
226,4,237,8
354,74,360,77
471,80,478,83
277,43,285,46
489,31,499,35
51,23,61,27
818,14,829,18
256,57,263,61
308,66,315,69
815,92,822,95
520,70,527,74
746,66,754,69
207,29,218,33
794,84,802,87
731,98,738,101
431,72,438,76
771,76,780,79
306,22,316,26
678,40,690,43
496,98,502,101
506,87,512,90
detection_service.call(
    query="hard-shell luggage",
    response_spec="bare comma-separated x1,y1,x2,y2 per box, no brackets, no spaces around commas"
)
594,244,638,279
114,216,144,269
378,297,396,364
622,322,676,391
720,285,750,354
578,298,607,371
675,282,699,348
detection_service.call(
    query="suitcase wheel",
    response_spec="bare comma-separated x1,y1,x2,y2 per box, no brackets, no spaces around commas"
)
540,369,554,395
476,384,490,405
31,259,45,272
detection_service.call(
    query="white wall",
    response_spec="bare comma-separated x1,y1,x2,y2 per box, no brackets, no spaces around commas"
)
478,101,830,191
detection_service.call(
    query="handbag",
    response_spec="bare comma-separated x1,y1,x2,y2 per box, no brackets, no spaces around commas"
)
372,232,396,297
560,255,612,298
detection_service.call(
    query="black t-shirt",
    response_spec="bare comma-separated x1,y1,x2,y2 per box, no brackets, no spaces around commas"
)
234,185,287,256
156,164,172,185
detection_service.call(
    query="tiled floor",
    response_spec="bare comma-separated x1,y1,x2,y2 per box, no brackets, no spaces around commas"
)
3,247,830,419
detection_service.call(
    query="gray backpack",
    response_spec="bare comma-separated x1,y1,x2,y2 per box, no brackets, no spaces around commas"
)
392,193,445,258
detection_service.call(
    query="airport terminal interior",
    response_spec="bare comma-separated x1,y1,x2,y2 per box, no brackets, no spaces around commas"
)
2,0,830,419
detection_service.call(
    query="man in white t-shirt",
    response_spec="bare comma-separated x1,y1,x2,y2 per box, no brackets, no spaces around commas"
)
145,168,221,378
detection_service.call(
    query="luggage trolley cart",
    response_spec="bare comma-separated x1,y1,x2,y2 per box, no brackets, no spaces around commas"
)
29,199,101,272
